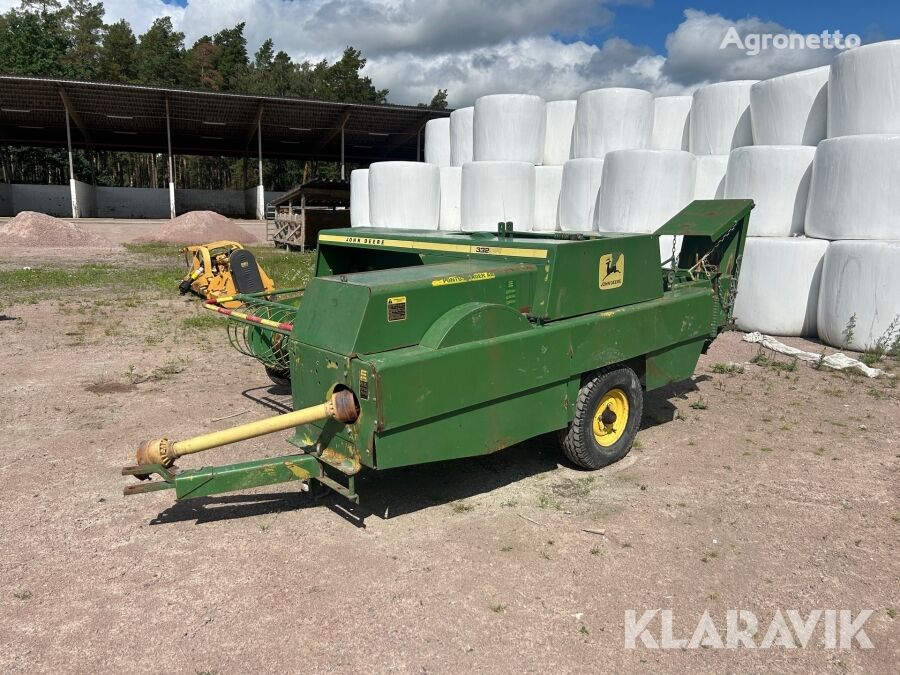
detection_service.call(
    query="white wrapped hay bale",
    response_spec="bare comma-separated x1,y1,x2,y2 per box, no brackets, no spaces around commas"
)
689,80,756,155
533,165,562,231
805,135,900,240
724,146,815,237
571,88,653,159
473,94,546,164
543,100,577,165
650,96,691,150
817,240,900,351
733,237,828,336
449,106,474,166
424,117,451,167
594,150,696,233
368,161,440,230
750,66,828,145
349,169,370,227
828,40,900,138
460,161,535,232
658,235,682,267
558,158,604,232
439,166,462,231
693,155,728,200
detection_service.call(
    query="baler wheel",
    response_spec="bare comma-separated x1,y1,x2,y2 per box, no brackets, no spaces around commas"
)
561,365,642,470
265,366,291,389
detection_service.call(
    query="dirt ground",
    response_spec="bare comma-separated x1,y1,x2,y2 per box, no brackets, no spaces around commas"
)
0,245,898,674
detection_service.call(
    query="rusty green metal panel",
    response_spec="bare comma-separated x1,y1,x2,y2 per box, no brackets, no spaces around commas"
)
655,199,753,239
314,228,663,322
645,338,708,390
173,453,322,500
295,259,537,355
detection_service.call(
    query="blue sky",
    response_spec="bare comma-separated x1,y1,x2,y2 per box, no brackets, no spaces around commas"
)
597,1,895,52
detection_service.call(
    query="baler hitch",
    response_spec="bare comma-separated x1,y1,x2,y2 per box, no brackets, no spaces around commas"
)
122,390,359,500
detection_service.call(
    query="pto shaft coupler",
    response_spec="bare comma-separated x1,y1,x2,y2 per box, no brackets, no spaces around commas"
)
134,389,358,471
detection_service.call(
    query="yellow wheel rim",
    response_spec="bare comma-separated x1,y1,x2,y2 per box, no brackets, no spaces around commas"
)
592,388,629,447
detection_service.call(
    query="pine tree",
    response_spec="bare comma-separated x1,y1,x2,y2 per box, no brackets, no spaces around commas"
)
61,0,105,79
0,2,69,76
212,23,248,90
97,19,137,82
135,17,186,86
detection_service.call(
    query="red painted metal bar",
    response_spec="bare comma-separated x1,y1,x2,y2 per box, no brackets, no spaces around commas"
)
201,302,294,332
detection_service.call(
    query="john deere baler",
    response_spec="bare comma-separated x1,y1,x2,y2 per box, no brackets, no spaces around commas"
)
123,199,752,504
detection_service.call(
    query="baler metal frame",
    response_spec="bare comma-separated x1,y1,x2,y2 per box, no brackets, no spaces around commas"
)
123,199,753,508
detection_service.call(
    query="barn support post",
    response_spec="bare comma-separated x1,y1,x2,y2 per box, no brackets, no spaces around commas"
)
63,107,78,218
165,96,176,219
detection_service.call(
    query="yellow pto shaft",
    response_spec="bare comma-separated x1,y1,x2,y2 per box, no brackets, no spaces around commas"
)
135,390,358,469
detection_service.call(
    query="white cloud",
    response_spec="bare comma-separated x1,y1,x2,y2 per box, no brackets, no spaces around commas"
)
663,9,836,85
0,2,861,105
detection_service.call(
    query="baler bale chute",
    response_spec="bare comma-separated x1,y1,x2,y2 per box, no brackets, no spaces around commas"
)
124,199,753,506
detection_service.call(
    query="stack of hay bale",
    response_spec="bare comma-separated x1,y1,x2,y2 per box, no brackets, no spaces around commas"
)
804,40,900,351
348,39,900,354
729,67,828,337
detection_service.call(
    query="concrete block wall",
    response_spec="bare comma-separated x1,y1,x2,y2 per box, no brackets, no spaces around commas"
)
178,188,246,217
0,183,284,219
5,184,72,217
96,186,170,218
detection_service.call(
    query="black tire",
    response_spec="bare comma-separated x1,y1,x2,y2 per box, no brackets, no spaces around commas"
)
560,365,643,469
265,366,291,389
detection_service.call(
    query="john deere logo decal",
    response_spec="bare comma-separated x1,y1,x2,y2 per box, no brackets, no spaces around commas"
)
599,253,624,289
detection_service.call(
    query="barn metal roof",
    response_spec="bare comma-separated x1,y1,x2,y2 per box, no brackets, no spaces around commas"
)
0,75,450,162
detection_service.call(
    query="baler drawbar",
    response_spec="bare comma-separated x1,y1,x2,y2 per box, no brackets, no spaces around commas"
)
123,199,753,507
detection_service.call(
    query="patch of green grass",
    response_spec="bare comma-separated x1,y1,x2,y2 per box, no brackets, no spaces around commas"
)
181,313,223,331
500,545,513,552
590,547,601,555
248,247,315,288
13,590,32,600
451,502,473,514
538,493,562,510
887,608,897,620
760,447,774,453
0,244,315,308
712,362,744,375
0,262,178,301
750,348,797,373
489,603,507,613
149,360,185,381
690,398,708,410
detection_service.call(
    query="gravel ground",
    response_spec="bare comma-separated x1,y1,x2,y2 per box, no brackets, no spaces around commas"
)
0,247,897,674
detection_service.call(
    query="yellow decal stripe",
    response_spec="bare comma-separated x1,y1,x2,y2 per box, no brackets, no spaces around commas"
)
319,234,548,259
432,271,497,287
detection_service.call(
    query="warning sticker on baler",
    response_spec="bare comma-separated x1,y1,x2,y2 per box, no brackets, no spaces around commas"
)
387,296,407,322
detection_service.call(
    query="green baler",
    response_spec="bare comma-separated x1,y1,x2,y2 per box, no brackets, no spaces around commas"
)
124,199,752,504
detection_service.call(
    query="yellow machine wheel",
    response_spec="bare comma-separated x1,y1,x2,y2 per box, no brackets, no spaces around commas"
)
560,365,643,469
592,388,630,447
